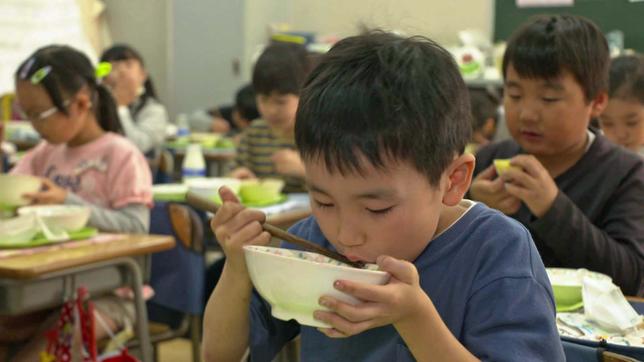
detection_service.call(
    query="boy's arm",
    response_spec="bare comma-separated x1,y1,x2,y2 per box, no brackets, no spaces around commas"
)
315,256,478,361
530,190,643,295
394,294,479,361
202,264,254,362
504,155,644,295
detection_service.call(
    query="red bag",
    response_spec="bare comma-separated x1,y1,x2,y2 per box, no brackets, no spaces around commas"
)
41,287,97,362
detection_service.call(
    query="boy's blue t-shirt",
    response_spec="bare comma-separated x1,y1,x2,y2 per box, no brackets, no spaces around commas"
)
249,202,565,362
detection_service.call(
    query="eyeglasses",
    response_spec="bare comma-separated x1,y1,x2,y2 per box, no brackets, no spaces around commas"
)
18,100,70,122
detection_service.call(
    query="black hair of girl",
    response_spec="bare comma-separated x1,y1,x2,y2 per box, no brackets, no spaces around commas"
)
100,44,157,117
15,45,123,134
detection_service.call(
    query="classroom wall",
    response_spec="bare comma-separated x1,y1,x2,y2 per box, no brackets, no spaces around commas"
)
104,0,171,111
289,0,494,45
104,0,493,119
242,0,294,81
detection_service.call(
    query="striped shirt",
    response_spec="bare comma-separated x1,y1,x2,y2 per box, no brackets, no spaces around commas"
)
233,119,306,193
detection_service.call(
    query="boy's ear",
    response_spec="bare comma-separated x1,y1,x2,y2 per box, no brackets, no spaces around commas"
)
589,91,608,118
442,153,475,206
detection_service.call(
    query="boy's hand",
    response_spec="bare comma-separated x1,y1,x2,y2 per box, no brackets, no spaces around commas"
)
210,117,231,133
23,178,66,204
469,165,521,215
229,167,257,180
272,149,305,178
499,155,558,218
314,256,429,338
210,186,271,276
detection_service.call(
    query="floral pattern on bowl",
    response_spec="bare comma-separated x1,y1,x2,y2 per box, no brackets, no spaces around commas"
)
248,245,380,270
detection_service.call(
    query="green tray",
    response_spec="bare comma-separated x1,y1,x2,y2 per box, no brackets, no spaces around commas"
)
0,227,98,249
153,193,288,207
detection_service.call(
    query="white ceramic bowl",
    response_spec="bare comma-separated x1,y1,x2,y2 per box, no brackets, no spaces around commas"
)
0,174,42,207
0,214,39,245
185,177,242,202
18,205,91,231
243,245,390,327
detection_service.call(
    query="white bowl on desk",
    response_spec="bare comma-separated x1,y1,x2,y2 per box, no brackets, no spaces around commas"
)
18,205,91,232
0,174,42,208
185,177,242,202
0,214,39,245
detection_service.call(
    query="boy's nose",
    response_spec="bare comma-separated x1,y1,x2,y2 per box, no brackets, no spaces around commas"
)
616,127,629,141
336,222,364,247
518,107,539,123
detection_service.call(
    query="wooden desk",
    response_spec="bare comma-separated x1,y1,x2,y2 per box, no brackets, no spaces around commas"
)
0,234,175,362
0,234,173,279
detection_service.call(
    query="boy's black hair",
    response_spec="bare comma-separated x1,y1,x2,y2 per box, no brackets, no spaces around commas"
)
15,45,123,134
608,54,644,103
502,15,609,102
235,84,260,121
100,44,157,117
252,41,311,96
296,31,471,185
469,87,500,131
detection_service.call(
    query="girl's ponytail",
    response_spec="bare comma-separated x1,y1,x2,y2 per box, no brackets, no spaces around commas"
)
15,45,122,134
96,83,123,134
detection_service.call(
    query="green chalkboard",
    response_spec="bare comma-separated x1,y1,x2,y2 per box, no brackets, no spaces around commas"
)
494,0,644,53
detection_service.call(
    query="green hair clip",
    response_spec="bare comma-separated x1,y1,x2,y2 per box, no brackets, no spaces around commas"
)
96,62,112,79
30,66,52,84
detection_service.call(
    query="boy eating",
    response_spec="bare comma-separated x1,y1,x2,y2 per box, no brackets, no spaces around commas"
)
470,15,644,296
204,32,564,361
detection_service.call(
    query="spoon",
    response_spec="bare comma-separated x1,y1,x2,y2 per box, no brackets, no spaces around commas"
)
35,214,69,242
185,191,364,268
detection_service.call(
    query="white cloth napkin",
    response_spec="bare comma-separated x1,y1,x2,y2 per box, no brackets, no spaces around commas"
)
582,274,642,332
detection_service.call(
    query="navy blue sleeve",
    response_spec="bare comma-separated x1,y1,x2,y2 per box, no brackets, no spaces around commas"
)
248,290,300,362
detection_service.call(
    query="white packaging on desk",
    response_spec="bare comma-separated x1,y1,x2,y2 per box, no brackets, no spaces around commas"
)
582,276,643,332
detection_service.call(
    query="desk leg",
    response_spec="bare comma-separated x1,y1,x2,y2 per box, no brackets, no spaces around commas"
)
121,258,152,362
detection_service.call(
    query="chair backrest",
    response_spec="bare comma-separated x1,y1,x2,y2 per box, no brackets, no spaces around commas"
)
148,201,205,315
154,149,175,184
562,340,641,362
562,340,601,362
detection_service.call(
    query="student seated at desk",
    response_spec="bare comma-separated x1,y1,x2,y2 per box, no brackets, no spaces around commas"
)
203,31,564,362
1,45,153,361
229,42,313,193
100,44,169,161
599,54,644,157
470,15,644,296
465,87,500,154
187,83,260,136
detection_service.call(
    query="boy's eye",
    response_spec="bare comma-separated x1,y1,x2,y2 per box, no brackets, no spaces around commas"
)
541,97,560,103
314,200,334,209
626,121,639,127
366,206,393,215
507,94,521,100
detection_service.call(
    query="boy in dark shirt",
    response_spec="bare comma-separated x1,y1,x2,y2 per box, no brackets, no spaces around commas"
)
470,15,644,296
203,31,564,362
